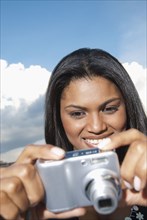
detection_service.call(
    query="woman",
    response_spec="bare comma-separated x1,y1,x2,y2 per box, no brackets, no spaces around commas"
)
0,48,146,220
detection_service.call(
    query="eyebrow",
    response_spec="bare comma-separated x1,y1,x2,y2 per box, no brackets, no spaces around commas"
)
64,98,122,110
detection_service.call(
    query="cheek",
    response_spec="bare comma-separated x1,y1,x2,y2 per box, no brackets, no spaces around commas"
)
109,108,127,131
63,123,75,137
61,117,83,146
62,118,83,138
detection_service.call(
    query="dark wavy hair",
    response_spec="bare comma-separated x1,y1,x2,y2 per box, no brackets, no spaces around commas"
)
45,48,147,157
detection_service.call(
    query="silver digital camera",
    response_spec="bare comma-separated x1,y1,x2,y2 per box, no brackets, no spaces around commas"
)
36,148,122,215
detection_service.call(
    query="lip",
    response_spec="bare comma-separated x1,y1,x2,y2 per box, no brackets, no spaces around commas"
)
84,141,98,149
83,133,113,140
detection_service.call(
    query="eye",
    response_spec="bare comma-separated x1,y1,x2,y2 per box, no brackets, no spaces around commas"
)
103,105,119,114
69,111,86,119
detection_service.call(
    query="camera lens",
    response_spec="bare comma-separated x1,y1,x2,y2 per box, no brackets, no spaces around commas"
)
98,198,112,208
85,177,118,215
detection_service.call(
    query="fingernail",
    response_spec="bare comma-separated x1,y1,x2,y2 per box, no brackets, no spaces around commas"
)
133,176,141,191
50,147,65,156
97,138,111,149
123,180,133,189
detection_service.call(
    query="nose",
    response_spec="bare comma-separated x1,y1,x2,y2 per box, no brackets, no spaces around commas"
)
86,113,107,134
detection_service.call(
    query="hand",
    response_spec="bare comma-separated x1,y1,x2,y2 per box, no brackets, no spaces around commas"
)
100,128,147,207
0,144,86,219
30,202,86,220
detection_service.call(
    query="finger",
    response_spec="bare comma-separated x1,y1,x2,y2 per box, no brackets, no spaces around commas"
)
1,164,44,206
98,129,146,151
18,164,44,205
134,148,147,190
45,208,86,219
0,191,20,220
121,187,147,207
1,177,29,212
0,168,6,177
16,144,65,164
121,141,147,190
36,202,86,219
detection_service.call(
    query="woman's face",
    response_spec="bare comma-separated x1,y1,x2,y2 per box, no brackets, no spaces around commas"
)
60,76,127,150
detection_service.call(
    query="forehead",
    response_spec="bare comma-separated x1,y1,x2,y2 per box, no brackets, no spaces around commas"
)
61,76,122,102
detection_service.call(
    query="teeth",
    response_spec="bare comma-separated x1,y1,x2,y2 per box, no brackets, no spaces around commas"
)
85,139,103,145
85,138,110,147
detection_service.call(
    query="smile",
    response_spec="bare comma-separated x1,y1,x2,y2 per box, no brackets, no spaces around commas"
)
84,138,111,148
85,139,103,145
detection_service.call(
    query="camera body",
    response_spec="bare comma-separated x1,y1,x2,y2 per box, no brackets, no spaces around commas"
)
36,148,122,215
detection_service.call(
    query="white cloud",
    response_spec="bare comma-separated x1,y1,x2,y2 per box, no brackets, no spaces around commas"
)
0,59,51,109
123,62,147,112
0,60,51,153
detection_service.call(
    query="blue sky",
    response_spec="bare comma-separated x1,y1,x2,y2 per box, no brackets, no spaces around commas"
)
1,0,147,156
1,0,146,70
